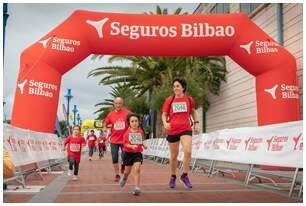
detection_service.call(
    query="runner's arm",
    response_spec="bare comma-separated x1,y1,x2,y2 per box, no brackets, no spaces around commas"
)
141,131,147,149
126,144,138,150
162,112,170,129
190,108,200,134
142,143,147,150
63,138,69,150
103,117,112,129
81,138,86,152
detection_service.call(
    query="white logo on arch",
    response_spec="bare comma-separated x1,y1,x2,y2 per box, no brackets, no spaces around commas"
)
240,41,253,55
86,18,109,38
39,37,52,48
17,79,28,94
264,84,278,100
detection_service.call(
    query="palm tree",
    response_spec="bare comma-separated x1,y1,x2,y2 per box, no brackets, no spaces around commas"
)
88,56,166,98
143,5,188,15
94,84,149,120
93,84,128,120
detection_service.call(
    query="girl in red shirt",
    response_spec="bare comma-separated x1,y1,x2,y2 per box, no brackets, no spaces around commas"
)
97,131,107,159
64,125,86,180
162,78,200,190
86,130,97,161
119,113,147,196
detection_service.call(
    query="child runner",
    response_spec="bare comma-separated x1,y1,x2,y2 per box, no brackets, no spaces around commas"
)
86,130,97,161
98,131,107,159
119,113,147,196
64,125,86,180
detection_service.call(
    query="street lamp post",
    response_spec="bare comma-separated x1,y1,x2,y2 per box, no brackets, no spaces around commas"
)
64,89,73,135
72,105,78,126
77,113,81,126
3,3,9,58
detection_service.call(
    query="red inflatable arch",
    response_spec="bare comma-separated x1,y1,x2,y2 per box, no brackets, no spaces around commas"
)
11,10,300,133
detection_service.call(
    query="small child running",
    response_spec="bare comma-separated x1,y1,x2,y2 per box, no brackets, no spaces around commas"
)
119,113,147,196
86,130,97,161
64,125,86,181
98,131,107,159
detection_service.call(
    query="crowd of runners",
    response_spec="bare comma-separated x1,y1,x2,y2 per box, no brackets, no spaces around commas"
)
63,77,200,195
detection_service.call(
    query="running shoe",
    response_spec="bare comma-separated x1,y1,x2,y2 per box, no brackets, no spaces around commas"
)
114,174,120,182
119,176,128,187
72,175,78,181
168,176,176,189
67,170,73,176
180,175,192,189
132,187,141,196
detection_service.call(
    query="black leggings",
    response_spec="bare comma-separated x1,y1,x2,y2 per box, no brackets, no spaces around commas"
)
98,146,105,156
110,143,123,164
68,157,79,175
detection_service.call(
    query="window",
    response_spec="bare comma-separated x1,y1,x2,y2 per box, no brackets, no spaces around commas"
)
210,4,230,14
240,3,261,14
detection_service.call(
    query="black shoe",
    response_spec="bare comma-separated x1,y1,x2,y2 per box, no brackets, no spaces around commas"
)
114,174,120,182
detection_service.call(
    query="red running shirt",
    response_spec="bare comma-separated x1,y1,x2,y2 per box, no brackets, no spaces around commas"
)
123,128,144,153
98,136,107,147
86,134,97,147
104,108,130,144
162,95,195,136
64,135,86,163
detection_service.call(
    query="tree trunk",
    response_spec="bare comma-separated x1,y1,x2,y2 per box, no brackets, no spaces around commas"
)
156,110,166,138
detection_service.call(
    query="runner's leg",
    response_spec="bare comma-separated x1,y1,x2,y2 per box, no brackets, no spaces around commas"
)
133,162,141,188
180,135,192,173
110,143,120,180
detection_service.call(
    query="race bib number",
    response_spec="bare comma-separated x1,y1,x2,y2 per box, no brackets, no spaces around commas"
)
89,137,95,141
114,119,125,130
173,102,187,113
129,133,143,144
99,140,104,144
70,143,80,152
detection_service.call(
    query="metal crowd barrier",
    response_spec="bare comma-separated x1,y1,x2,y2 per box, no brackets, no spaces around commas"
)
4,158,66,188
143,137,303,198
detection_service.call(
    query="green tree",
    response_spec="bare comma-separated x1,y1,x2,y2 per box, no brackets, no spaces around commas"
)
94,84,149,120
59,120,67,136
151,56,227,112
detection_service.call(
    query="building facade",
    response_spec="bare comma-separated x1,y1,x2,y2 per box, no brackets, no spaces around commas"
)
194,3,303,132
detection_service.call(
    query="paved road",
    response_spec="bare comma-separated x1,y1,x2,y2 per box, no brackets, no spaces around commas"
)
4,153,302,203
